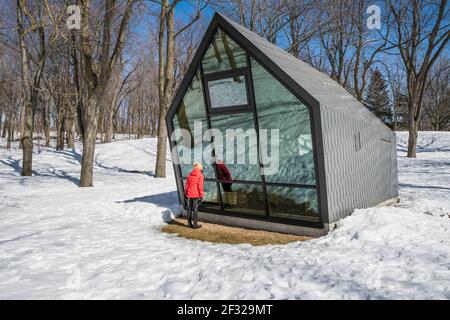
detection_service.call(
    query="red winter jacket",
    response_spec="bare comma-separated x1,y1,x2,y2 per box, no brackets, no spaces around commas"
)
185,168,204,198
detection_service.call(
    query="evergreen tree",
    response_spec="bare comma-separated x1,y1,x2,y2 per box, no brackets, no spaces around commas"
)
364,69,393,126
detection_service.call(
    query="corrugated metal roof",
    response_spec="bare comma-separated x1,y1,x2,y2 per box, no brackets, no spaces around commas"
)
218,13,392,132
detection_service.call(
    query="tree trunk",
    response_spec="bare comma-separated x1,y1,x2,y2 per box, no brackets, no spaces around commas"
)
104,93,116,143
43,104,51,147
155,109,168,177
66,112,76,149
104,109,114,143
407,118,417,158
155,0,175,178
17,0,33,175
112,113,117,140
155,1,168,178
21,97,33,175
80,129,96,187
6,123,12,150
57,113,65,151
98,107,104,143
407,90,418,158
79,96,98,187
19,98,25,150
0,108,3,135
1,115,7,138
289,12,298,58
78,0,133,186
407,97,419,158
151,109,157,137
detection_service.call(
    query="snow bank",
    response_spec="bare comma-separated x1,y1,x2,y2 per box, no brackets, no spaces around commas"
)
0,132,448,299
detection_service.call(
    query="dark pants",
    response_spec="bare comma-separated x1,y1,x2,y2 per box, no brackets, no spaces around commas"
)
222,183,232,192
187,198,200,227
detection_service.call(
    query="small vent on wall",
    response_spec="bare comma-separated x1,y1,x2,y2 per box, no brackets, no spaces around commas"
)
355,132,362,152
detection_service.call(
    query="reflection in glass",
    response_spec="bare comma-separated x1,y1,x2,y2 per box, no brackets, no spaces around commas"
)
267,186,319,221
173,70,205,131
208,76,248,108
251,58,316,185
174,118,215,178
182,179,220,207
172,69,214,178
202,29,247,74
202,181,220,206
216,159,232,192
220,183,265,215
210,113,260,182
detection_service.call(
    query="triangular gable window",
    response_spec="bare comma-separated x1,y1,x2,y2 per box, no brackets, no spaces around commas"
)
202,28,247,74
201,29,251,113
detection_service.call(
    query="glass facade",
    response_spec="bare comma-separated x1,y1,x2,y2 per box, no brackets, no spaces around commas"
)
209,113,260,182
170,28,321,224
182,179,220,208
208,76,248,108
202,180,221,207
202,29,247,74
172,70,215,179
251,58,316,185
266,186,318,221
220,183,266,215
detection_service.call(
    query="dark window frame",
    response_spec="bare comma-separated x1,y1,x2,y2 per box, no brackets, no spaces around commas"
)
199,59,321,220
203,67,253,114
201,28,248,76
166,18,328,228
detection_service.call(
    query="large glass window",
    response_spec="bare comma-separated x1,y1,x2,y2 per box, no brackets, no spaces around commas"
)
202,181,220,207
172,70,214,179
209,113,261,182
202,29,247,74
220,183,266,215
208,76,248,109
173,118,215,178
266,186,319,221
182,179,220,207
251,58,316,186
171,34,322,223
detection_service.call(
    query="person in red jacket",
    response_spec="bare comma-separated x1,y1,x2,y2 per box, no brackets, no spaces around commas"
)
184,163,204,229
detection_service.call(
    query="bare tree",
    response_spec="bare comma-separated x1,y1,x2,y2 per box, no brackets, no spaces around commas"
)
77,0,134,186
388,62,409,131
422,58,450,131
386,0,449,157
0,65,21,149
15,0,64,175
285,0,323,58
315,0,357,88
350,0,389,102
154,0,206,178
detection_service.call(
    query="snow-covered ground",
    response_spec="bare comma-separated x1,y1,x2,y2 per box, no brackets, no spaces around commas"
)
0,132,449,299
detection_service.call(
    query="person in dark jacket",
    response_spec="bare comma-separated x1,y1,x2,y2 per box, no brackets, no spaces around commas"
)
216,159,232,192
184,163,204,229
216,159,234,209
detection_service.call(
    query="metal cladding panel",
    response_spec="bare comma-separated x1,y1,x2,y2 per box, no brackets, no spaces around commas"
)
320,105,398,223
391,136,400,197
